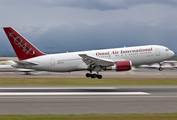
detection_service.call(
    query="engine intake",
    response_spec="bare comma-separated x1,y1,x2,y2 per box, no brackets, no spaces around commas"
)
115,60,132,71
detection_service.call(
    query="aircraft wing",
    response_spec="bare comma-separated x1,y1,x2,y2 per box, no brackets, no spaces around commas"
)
163,61,177,63
139,65,158,68
16,68,35,72
79,54,114,67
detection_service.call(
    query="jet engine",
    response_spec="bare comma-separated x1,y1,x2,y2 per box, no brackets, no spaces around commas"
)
115,60,132,71
103,60,132,71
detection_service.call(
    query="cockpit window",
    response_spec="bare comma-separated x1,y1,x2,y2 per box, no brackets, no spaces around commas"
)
166,49,169,51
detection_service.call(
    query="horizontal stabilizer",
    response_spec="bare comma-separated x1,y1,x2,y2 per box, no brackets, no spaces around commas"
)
14,61,38,65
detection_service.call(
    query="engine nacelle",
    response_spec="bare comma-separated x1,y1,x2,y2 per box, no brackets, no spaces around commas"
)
115,60,132,71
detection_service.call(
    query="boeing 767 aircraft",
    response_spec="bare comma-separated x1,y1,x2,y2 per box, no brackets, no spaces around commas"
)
3,27,174,79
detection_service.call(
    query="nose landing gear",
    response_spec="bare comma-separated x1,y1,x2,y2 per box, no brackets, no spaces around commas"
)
158,62,163,71
159,67,163,71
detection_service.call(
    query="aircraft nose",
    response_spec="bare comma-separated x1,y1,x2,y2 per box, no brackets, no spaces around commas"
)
170,50,175,57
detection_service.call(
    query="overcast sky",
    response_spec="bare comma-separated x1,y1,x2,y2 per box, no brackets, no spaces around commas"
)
0,0,177,55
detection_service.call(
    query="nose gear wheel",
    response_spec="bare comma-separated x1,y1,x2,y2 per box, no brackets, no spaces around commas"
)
158,62,163,71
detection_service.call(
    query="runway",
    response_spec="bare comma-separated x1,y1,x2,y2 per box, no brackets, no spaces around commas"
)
0,69,177,78
0,86,177,115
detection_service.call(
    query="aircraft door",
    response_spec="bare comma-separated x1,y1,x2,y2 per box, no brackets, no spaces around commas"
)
166,52,168,57
50,58,55,66
155,48,160,56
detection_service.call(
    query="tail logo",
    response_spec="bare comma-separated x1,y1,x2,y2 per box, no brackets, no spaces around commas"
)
8,32,35,55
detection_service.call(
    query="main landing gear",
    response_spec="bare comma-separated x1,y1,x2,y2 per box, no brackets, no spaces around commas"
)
86,65,103,79
86,73,102,79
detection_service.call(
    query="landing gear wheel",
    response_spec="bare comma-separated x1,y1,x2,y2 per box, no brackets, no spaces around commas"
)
159,67,163,71
97,75,102,79
91,75,94,78
86,73,91,78
91,74,97,78
25,72,31,75
85,70,103,79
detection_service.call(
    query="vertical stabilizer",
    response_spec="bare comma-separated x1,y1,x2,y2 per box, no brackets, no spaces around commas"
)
3,27,45,60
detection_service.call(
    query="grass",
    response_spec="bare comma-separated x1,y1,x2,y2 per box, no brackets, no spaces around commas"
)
0,113,177,120
0,78,177,86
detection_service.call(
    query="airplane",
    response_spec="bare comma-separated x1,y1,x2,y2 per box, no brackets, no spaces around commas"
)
3,27,175,79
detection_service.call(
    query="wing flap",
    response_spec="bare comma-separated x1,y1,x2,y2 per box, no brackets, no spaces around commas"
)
79,54,114,66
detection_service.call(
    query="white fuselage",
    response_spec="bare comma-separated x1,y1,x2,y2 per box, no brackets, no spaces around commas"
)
18,45,174,72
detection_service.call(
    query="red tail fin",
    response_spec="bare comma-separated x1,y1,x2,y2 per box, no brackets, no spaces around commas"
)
3,27,45,61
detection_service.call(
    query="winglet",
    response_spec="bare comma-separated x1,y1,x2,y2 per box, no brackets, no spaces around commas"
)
3,27,46,60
